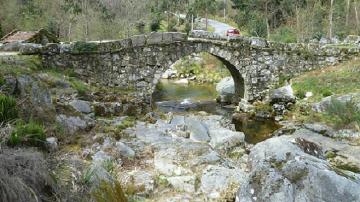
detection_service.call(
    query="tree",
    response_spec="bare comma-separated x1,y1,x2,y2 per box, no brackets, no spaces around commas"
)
193,0,217,31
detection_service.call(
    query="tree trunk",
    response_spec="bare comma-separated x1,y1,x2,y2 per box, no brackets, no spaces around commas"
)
329,0,334,39
205,8,208,31
355,1,360,33
295,5,300,42
68,22,72,42
346,0,351,27
265,1,270,39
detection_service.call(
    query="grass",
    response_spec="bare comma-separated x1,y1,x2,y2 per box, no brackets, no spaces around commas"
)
0,94,18,123
92,180,128,202
323,98,360,129
286,58,360,129
0,55,42,75
292,58,360,102
8,120,46,147
117,117,136,131
69,78,89,96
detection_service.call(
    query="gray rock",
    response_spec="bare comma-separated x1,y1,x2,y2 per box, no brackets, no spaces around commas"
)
237,99,254,113
167,175,196,193
250,37,268,48
115,142,135,158
236,136,360,202
120,170,154,194
270,85,296,104
69,100,92,114
200,165,245,200
0,75,17,95
312,93,360,112
19,43,42,54
1,42,22,51
92,150,113,164
45,137,58,152
208,128,245,151
185,117,210,142
303,123,335,137
56,114,92,135
216,77,235,103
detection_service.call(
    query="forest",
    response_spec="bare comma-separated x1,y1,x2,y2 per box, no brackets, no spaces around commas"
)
0,0,359,43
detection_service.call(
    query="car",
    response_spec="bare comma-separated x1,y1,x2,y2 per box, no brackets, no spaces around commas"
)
226,28,240,36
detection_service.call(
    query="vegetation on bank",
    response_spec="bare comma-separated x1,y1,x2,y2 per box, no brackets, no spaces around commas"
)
173,52,231,83
288,58,360,131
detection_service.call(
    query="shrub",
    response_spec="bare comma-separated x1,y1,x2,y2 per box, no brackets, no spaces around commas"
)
117,117,136,130
0,95,18,123
270,26,297,43
295,89,306,99
325,98,360,128
8,121,46,147
73,41,98,53
321,89,333,97
0,74,5,86
92,180,128,202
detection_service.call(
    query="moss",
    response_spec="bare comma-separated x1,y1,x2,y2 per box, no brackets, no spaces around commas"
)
325,151,337,159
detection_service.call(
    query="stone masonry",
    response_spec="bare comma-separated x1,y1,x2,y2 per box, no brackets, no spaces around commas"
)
15,32,360,103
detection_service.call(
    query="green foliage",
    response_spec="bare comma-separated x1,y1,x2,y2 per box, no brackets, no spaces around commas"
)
270,26,297,43
0,95,18,123
72,42,98,53
69,78,89,96
325,98,360,128
92,180,128,202
295,89,306,100
117,117,136,130
81,167,96,186
0,74,5,86
8,121,46,147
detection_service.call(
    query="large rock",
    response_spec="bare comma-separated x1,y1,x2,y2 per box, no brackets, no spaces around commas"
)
312,93,360,112
56,114,94,135
236,135,360,202
115,141,135,158
167,175,196,193
200,165,245,200
216,77,235,103
270,85,296,104
69,100,92,114
208,128,245,151
185,117,210,142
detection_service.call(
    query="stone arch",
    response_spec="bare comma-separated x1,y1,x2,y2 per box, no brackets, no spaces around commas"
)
151,44,246,103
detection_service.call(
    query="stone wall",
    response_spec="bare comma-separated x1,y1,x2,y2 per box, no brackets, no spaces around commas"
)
18,32,360,102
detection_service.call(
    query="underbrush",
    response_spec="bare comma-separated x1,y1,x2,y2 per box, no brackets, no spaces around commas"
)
92,180,128,202
292,59,360,102
8,121,46,147
324,99,360,129
0,94,18,123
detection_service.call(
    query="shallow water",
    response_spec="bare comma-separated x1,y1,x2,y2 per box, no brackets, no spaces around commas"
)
152,79,281,144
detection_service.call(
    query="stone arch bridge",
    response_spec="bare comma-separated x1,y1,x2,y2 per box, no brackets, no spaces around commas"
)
37,32,360,102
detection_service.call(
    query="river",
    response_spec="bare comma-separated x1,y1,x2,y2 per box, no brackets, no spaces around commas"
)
152,79,280,144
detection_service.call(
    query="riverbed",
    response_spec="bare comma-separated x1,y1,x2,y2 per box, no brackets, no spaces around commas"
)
152,79,280,144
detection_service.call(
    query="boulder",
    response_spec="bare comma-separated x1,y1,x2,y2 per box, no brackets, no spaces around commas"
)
56,114,94,135
162,69,178,79
216,77,235,103
208,128,245,151
185,117,210,142
167,175,196,193
312,93,360,112
200,165,245,200
236,136,360,202
115,141,135,158
119,170,154,195
270,85,296,105
69,100,92,114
